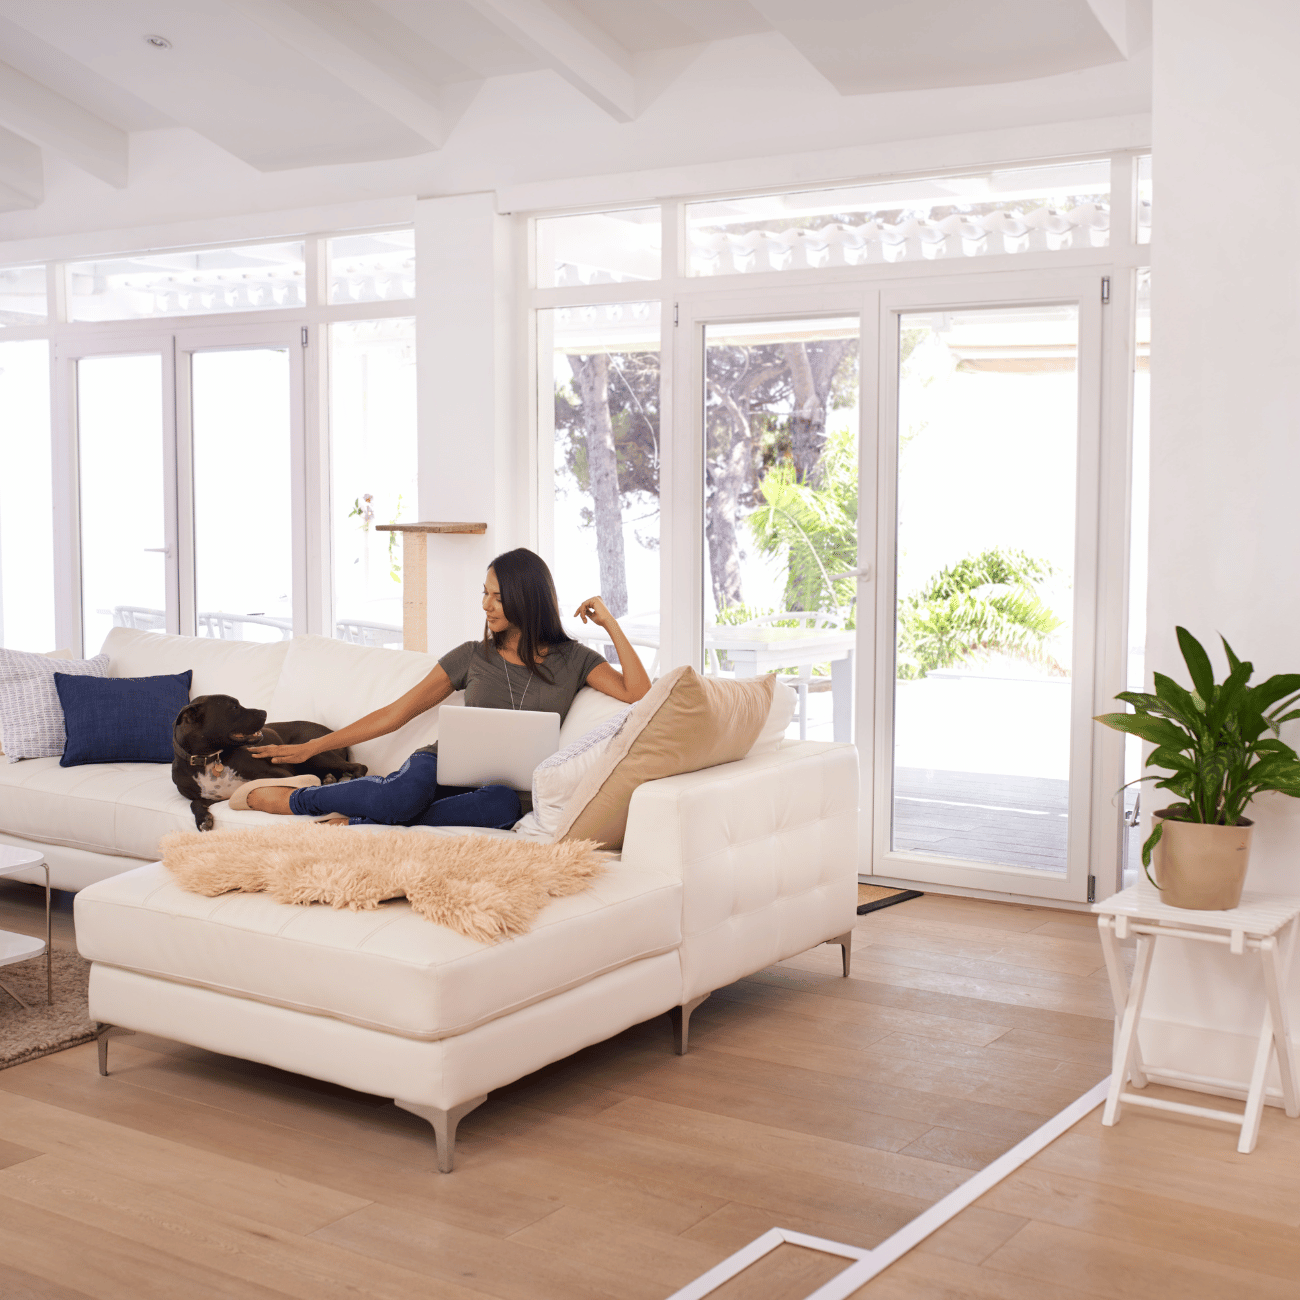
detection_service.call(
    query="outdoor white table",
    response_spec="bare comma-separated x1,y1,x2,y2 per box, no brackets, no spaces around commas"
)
707,626,856,742
1094,883,1300,1153
564,619,857,742
0,845,51,1008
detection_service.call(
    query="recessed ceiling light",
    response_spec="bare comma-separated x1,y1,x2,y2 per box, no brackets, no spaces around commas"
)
144,34,172,49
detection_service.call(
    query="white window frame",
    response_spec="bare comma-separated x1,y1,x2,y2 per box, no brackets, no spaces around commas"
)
2,227,415,656
526,151,1150,902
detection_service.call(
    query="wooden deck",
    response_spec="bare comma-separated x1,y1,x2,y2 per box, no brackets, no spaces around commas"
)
893,768,1070,873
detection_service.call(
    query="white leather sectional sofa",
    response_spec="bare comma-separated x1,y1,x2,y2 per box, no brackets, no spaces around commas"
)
1,628,859,1172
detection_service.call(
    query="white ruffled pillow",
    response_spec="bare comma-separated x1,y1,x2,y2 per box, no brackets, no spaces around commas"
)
0,648,109,762
747,679,798,755
514,705,632,840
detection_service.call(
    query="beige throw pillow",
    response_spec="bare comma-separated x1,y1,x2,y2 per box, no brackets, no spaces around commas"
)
556,666,776,850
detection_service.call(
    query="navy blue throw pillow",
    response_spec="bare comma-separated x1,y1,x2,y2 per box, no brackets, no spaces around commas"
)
54,670,193,766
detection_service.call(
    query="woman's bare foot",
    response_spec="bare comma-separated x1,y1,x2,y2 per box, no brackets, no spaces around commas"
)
246,786,295,815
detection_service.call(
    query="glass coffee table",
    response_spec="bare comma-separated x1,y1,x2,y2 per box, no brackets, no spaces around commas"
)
0,846,51,1007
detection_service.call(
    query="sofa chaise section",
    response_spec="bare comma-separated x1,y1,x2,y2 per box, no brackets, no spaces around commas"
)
74,738,858,1172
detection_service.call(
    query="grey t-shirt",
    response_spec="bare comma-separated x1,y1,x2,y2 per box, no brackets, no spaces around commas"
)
438,638,606,723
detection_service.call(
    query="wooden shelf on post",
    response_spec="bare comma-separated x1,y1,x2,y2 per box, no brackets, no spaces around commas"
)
373,522,487,653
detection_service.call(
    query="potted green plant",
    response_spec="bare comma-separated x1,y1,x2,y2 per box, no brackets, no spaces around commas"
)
1095,627,1300,909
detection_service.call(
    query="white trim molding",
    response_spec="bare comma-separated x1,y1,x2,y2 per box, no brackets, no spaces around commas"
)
667,1076,1110,1300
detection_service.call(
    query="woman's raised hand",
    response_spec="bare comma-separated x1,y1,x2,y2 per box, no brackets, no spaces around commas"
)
574,595,615,630
247,741,318,766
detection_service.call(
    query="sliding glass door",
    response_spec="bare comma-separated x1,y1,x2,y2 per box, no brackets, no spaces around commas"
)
873,274,1104,902
183,336,300,641
59,324,306,653
63,339,177,653
701,315,862,744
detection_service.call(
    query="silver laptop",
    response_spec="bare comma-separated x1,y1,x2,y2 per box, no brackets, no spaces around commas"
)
436,705,561,791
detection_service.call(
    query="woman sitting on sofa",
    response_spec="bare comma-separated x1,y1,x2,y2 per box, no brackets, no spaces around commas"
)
239,547,651,829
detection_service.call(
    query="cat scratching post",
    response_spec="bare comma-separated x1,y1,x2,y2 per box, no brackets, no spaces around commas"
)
374,522,487,653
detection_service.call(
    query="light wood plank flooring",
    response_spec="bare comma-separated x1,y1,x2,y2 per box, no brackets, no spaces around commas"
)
2,880,1287,1300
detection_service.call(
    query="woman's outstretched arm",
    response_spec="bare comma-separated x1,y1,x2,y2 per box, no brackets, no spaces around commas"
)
575,596,652,704
248,665,456,764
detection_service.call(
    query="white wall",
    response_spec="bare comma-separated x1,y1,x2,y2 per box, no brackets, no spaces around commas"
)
415,193,521,652
1141,0,1300,1083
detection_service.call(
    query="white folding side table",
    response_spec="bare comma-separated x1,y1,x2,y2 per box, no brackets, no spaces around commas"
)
0,845,51,1008
1094,883,1300,1153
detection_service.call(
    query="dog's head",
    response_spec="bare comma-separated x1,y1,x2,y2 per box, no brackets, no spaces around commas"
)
173,694,269,755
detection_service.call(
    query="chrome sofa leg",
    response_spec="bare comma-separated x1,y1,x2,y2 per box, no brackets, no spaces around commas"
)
94,1023,136,1076
396,1095,487,1174
826,930,852,977
669,993,710,1055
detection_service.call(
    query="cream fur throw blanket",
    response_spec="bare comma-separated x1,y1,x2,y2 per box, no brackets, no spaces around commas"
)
161,826,609,943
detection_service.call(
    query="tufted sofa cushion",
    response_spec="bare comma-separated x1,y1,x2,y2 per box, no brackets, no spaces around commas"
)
75,842,681,1041
620,739,859,1002
0,759,292,859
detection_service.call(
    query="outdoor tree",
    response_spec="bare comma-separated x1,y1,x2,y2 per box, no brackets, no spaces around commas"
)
747,424,858,618
558,336,856,622
705,338,856,614
556,350,660,617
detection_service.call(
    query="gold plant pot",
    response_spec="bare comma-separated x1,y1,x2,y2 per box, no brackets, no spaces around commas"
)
1152,810,1253,910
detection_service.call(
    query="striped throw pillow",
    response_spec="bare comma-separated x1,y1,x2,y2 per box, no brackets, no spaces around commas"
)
0,648,110,762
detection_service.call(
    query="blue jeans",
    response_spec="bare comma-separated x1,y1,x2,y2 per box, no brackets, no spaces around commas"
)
287,751,521,829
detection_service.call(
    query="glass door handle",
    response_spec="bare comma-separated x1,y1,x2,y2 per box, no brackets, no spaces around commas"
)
143,547,171,555
829,564,872,580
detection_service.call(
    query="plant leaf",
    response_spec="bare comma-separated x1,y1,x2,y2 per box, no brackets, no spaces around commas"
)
1222,635,1243,676
1251,674,1300,713
1094,712,1193,749
1151,673,1205,732
1141,821,1164,887
1146,745,1195,775
1177,626,1216,703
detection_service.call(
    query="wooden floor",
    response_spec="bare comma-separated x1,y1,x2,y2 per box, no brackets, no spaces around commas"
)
0,880,1292,1300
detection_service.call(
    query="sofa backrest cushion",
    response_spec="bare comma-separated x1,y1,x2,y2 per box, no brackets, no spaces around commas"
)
268,635,459,776
557,684,633,748
557,666,775,850
101,627,289,713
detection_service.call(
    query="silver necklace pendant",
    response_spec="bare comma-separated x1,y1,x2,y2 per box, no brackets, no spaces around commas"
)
504,656,530,711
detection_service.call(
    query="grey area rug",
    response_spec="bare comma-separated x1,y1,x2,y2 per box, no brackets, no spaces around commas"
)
0,949,95,1070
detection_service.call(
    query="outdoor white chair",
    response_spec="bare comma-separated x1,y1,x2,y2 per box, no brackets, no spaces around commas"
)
109,606,167,632
197,613,293,640
335,619,403,648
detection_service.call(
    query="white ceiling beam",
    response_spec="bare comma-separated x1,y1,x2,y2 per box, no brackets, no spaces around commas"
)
0,121,41,210
0,61,126,188
224,0,469,150
1086,0,1128,58
464,0,637,122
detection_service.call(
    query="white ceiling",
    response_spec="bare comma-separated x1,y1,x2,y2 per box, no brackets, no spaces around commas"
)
0,0,1149,213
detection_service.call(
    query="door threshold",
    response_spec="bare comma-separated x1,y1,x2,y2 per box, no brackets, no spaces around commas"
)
859,873,1096,912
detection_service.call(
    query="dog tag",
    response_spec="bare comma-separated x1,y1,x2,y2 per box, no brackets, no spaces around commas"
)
212,763,224,775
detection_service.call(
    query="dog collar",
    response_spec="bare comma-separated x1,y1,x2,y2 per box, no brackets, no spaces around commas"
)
174,731,264,768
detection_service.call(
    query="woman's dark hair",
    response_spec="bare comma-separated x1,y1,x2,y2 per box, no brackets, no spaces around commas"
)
482,548,573,680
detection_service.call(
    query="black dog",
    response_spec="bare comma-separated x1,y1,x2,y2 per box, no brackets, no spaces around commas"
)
173,693,367,831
